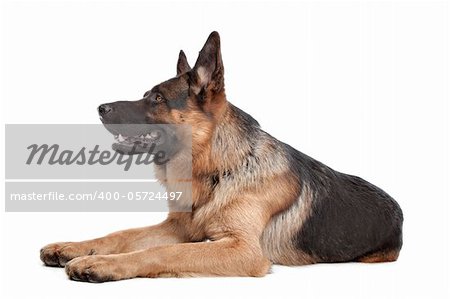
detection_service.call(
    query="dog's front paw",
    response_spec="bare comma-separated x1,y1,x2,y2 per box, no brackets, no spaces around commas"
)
40,242,95,267
65,255,127,283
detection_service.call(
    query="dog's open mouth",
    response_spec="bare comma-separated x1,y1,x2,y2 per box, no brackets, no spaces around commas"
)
100,123,182,157
108,126,167,154
114,130,162,146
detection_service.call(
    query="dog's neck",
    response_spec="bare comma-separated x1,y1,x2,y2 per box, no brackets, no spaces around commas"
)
191,101,261,177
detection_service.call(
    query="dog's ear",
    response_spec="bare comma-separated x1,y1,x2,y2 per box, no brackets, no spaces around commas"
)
177,50,191,75
190,31,224,95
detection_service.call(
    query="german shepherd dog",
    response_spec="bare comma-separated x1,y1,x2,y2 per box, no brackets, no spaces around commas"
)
40,32,403,282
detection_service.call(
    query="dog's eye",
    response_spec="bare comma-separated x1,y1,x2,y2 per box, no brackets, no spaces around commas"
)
155,94,164,103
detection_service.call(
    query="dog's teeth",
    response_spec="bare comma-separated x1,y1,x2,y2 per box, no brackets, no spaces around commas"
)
150,131,160,138
118,134,124,142
145,134,151,139
140,134,145,138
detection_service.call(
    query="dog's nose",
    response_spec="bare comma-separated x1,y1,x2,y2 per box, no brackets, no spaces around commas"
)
98,104,112,116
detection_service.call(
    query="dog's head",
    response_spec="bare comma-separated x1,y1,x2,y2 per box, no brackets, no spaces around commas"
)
99,31,226,155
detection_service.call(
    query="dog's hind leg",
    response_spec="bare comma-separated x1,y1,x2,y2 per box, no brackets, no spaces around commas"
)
40,218,186,267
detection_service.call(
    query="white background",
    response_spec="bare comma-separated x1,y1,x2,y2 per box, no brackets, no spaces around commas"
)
0,0,449,298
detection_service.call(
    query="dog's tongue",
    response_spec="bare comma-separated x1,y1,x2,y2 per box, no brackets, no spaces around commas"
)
111,142,133,154
112,142,155,155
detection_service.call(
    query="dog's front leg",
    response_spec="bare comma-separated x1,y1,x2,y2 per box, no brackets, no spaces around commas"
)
40,218,186,267
65,237,271,282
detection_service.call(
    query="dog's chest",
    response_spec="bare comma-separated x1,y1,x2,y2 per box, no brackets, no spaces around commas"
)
185,186,238,241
